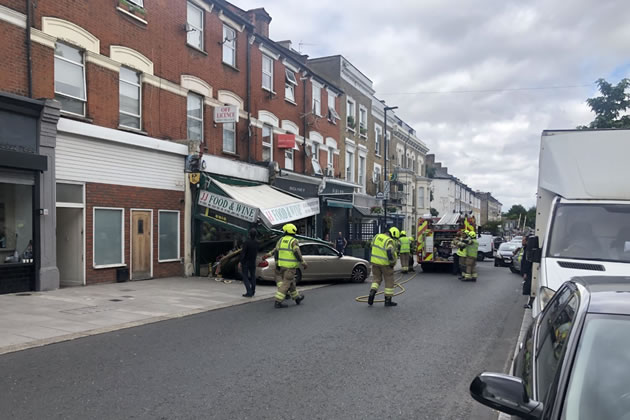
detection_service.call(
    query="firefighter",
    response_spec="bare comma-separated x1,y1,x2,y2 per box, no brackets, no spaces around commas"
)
463,230,479,282
453,231,468,279
399,231,411,274
367,227,400,307
262,223,308,308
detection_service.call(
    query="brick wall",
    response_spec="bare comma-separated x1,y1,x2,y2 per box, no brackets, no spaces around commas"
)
85,182,185,284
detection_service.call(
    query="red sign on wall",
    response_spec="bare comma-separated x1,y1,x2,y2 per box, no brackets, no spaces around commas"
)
277,133,296,149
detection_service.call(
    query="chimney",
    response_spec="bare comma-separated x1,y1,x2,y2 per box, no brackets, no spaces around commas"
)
246,8,272,38
277,40,292,50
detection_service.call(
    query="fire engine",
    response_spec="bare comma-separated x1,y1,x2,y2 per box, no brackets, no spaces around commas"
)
416,213,476,271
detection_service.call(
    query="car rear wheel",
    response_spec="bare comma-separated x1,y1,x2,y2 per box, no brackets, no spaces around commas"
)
351,265,367,283
509,267,519,274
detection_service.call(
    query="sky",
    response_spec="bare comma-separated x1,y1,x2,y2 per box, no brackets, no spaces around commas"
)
234,0,630,209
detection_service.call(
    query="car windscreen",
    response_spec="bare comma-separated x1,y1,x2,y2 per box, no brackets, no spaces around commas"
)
547,204,630,263
562,314,630,420
498,243,517,252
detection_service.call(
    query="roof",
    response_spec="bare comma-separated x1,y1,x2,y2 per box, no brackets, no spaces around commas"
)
575,276,630,315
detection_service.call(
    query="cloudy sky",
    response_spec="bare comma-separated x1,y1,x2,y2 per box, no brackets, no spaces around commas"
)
236,0,630,209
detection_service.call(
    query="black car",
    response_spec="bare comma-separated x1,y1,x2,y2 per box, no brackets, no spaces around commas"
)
470,276,630,420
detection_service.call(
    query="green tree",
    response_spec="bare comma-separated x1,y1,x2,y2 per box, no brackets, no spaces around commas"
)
580,78,630,129
430,208,439,217
480,221,502,235
525,206,536,228
503,204,527,220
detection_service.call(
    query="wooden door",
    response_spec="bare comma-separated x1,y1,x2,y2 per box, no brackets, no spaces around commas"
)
132,211,151,280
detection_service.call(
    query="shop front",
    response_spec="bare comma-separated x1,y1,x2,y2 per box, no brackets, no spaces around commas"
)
272,171,323,238
318,178,356,240
0,93,59,294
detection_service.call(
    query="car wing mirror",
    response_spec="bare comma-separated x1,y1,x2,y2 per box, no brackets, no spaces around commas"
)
526,236,541,263
470,373,543,420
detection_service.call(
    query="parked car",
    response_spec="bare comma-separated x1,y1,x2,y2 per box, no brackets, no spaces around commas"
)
470,276,630,419
510,247,523,274
510,235,523,244
256,241,370,283
494,242,519,267
477,234,494,261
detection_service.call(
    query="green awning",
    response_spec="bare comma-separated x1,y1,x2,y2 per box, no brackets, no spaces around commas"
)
326,199,353,209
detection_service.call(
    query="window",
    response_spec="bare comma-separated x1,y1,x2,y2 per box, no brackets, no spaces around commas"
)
187,93,203,142
317,245,338,256
159,211,180,262
93,208,124,267
385,132,391,160
312,84,322,116
186,2,204,50
328,93,340,121
262,124,273,162
345,150,354,182
375,125,382,155
222,25,236,66
262,55,273,92
54,43,86,116
359,106,368,136
285,148,294,171
418,187,425,208
119,67,141,129
223,122,236,153
327,147,334,168
358,155,366,187
373,166,381,184
346,98,356,129
128,0,144,6
312,142,320,162
285,69,297,102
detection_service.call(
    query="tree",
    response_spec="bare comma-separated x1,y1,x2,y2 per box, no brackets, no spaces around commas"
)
480,221,502,236
580,78,630,129
503,204,527,220
525,206,536,228
430,208,439,217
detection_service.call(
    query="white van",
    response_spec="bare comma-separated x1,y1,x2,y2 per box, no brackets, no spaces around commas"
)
477,234,494,261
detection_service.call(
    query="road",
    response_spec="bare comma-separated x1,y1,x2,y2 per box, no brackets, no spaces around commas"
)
0,261,525,420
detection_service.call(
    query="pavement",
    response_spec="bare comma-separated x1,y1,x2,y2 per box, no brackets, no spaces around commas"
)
0,261,526,420
0,276,324,356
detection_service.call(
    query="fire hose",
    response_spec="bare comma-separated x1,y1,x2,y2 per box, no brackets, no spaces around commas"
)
355,271,418,303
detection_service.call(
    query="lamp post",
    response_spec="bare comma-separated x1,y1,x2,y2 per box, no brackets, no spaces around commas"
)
383,104,398,232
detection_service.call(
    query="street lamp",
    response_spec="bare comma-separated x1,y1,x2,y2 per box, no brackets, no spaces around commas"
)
383,104,398,232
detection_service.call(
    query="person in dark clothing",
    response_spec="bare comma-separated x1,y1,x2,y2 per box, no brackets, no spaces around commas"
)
520,236,534,308
239,228,259,297
335,232,348,255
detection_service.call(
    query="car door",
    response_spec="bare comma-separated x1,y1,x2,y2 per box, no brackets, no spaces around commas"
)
315,244,342,279
299,244,319,281
533,284,580,416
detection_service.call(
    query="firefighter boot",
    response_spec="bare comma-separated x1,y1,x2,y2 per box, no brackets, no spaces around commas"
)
274,301,288,309
367,289,377,306
384,296,398,307
295,295,305,305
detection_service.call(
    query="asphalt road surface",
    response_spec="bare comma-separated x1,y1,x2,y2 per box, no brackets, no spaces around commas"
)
1,261,525,420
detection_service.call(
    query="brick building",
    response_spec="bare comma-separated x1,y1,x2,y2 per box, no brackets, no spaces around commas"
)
0,0,344,289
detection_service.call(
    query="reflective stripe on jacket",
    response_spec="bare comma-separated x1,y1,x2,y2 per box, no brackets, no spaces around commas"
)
277,236,300,268
371,233,395,266
400,236,411,253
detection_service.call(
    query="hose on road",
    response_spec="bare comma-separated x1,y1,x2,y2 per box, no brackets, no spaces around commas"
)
354,271,418,303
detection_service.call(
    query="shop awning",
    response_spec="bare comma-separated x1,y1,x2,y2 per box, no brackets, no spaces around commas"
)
211,178,320,226
325,199,353,209
354,206,375,217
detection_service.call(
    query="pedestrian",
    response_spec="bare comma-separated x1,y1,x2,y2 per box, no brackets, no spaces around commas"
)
520,236,535,308
335,231,348,255
463,230,479,282
367,227,400,307
399,230,411,273
238,228,259,297
262,223,307,308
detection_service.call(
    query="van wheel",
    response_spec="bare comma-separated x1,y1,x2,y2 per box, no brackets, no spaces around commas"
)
477,254,484,262
494,259,499,267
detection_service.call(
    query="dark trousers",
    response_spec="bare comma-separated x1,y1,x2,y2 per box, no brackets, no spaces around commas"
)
453,254,460,275
242,263,256,296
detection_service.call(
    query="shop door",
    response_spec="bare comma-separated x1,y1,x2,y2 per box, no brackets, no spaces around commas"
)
131,211,152,280
56,207,84,286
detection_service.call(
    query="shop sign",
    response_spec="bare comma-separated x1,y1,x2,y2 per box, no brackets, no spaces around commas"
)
214,106,239,123
0,110,37,154
274,178,320,198
261,198,320,226
321,181,355,195
277,133,296,149
198,190,258,222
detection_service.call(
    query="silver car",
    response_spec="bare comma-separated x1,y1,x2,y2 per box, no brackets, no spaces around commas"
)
256,241,371,283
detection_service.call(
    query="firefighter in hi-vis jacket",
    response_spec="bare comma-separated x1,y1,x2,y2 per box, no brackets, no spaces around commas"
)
367,227,400,307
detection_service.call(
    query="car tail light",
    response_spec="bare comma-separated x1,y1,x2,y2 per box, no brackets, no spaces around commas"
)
258,260,269,268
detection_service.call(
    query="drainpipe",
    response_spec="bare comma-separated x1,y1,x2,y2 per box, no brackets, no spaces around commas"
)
246,32,252,163
26,0,33,98
302,76,307,174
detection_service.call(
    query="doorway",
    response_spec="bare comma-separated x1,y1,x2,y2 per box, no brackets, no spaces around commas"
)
56,207,84,286
131,210,152,280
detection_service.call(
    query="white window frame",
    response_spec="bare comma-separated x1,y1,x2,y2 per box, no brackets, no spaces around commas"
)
223,121,236,153
358,155,366,189
285,148,294,171
373,164,382,184
375,125,382,156
93,207,125,269
262,54,274,92
327,92,340,122
262,124,273,162
327,147,334,168
359,105,368,137
346,97,356,131
187,92,204,142
222,25,237,67
158,210,181,263
285,69,297,103
186,2,204,51
311,142,320,162
128,0,144,6
312,84,322,116
54,42,86,116
345,150,354,182
119,67,142,130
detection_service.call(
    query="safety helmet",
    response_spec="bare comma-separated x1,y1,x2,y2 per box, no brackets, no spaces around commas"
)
388,227,400,239
400,230,407,237
283,223,298,235
468,230,477,238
